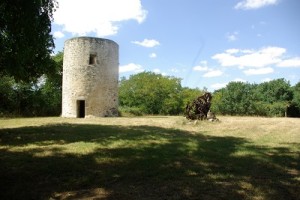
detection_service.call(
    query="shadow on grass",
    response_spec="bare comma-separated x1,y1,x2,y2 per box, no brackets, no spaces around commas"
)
0,123,299,200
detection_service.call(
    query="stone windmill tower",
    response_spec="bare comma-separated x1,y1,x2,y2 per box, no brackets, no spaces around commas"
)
62,37,119,118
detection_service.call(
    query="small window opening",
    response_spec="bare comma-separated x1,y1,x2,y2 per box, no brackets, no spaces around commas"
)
89,54,97,65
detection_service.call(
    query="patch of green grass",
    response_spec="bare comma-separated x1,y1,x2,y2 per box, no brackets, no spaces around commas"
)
0,117,299,199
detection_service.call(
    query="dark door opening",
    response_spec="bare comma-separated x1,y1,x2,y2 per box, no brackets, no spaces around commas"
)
89,54,97,65
77,100,85,118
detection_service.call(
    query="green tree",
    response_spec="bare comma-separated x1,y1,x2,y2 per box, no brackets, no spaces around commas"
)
255,79,292,103
254,79,292,116
181,87,204,110
210,88,224,114
13,81,42,116
0,75,38,116
287,81,300,117
119,72,183,115
213,82,255,115
0,0,58,82
292,81,300,109
0,76,17,116
212,79,294,117
39,52,63,115
0,52,63,117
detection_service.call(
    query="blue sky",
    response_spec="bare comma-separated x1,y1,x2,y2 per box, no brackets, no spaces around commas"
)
52,0,300,91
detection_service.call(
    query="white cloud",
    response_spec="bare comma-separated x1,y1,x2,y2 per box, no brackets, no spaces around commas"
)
211,82,227,90
203,70,223,78
227,35,237,41
211,78,248,90
213,46,300,71
233,78,247,82
132,39,160,48
226,49,240,54
193,60,210,71
153,68,161,73
153,68,166,75
53,31,65,38
193,61,223,78
149,53,157,58
119,63,143,73
212,46,286,68
243,67,274,75
227,31,239,41
54,0,147,37
193,66,209,71
277,57,300,68
235,0,278,10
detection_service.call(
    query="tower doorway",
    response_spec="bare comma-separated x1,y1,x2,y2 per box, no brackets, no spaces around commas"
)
77,100,85,118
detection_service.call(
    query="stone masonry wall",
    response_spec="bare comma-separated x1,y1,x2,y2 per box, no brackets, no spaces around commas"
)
62,37,119,118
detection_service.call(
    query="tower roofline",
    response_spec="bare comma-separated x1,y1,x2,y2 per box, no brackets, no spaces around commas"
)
64,37,118,47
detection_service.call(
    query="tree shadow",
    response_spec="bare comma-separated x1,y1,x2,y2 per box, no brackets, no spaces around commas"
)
0,123,299,199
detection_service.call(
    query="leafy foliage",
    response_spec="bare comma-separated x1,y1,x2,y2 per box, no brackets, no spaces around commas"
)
181,87,204,111
0,52,62,117
39,52,63,115
212,82,256,115
119,73,299,117
119,72,184,115
212,79,297,117
0,0,58,82
291,82,300,108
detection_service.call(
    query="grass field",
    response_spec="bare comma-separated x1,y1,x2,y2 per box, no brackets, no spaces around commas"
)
0,116,299,199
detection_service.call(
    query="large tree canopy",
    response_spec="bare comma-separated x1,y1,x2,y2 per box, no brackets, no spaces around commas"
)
119,72,184,115
0,52,63,117
0,0,58,82
211,79,297,117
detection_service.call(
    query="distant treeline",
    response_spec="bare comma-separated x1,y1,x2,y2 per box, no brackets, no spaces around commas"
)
211,79,300,117
119,72,300,117
1,52,299,117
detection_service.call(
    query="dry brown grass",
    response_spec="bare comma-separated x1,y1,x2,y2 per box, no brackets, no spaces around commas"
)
0,116,299,199
2,115,298,145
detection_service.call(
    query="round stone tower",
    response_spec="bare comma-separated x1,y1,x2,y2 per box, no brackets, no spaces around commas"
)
62,37,119,118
